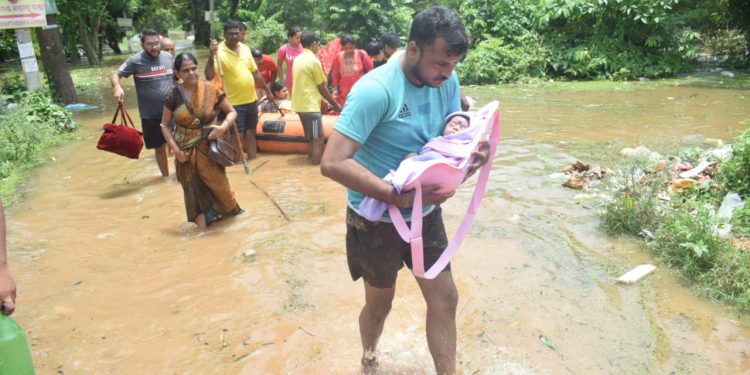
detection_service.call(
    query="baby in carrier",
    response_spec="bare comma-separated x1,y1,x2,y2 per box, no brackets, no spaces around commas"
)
259,81,292,113
359,111,474,221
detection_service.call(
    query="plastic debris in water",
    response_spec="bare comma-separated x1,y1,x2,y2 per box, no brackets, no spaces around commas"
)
539,335,558,351
64,103,98,112
97,232,114,240
617,264,656,284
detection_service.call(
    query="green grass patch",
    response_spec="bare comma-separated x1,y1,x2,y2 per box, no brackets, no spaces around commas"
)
601,129,750,312
0,80,78,203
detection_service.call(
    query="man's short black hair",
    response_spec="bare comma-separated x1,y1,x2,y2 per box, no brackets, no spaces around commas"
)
288,26,301,38
251,48,262,58
408,6,468,57
140,29,159,43
224,20,244,33
365,38,383,57
380,32,401,49
300,31,318,48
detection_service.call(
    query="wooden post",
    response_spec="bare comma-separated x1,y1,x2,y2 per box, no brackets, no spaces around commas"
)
15,28,42,91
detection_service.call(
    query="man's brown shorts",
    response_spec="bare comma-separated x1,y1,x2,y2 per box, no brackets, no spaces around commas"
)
346,206,450,288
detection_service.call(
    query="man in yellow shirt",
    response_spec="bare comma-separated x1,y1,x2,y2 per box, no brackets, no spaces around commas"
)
205,20,274,159
291,31,342,165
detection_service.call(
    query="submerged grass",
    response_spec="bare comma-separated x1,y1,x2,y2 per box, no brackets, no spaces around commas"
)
601,129,750,312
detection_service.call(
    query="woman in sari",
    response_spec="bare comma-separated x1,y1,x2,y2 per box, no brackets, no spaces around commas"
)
160,52,242,228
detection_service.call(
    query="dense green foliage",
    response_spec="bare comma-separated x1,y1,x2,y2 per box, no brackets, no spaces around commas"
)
720,130,750,197
457,0,747,83
0,76,78,201
601,130,750,311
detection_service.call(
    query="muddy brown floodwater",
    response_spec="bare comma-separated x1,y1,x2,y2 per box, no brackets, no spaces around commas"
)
5,64,750,374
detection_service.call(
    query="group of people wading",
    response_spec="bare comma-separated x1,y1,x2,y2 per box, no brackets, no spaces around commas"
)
108,6,490,374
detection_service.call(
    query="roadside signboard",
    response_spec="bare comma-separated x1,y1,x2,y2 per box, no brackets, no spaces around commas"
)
0,0,46,30
116,17,132,28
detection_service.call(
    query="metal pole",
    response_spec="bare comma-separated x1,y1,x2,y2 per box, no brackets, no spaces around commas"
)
209,0,214,38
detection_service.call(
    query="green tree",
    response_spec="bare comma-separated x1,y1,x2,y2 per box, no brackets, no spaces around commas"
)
324,0,410,44
57,0,137,64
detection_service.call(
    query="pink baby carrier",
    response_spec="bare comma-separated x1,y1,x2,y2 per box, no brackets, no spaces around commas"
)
362,101,502,279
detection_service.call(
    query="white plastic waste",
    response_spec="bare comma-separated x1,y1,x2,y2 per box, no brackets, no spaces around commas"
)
617,264,656,284
717,192,745,237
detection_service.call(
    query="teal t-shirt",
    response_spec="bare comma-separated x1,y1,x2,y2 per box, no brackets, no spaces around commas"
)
334,57,462,218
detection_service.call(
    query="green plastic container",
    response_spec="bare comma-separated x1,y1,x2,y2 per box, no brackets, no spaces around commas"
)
0,315,35,375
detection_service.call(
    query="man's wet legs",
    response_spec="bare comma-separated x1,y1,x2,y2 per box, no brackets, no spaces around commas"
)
416,270,458,375
244,129,257,159
359,280,395,372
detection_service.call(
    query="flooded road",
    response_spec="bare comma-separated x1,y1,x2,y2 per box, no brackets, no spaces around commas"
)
5,61,750,374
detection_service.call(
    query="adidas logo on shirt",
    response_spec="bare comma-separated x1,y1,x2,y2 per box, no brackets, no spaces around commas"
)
398,104,412,119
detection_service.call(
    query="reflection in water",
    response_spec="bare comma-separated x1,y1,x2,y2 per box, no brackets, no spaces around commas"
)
5,74,750,374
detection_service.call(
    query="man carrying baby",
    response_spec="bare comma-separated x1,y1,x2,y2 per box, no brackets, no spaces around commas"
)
320,6,489,374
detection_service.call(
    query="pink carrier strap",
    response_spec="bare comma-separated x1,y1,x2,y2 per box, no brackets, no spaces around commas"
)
387,103,501,279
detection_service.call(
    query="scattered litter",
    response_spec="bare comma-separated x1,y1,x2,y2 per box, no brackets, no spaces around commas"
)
657,192,671,201
563,161,590,173
561,161,610,191
617,264,656,284
720,70,735,78
620,146,661,161
238,248,256,263
563,174,586,190
717,192,745,237
63,175,72,180
703,138,724,147
679,160,714,178
548,172,568,182
640,229,655,240
707,145,733,161
64,102,98,112
97,232,114,240
538,335,558,351
669,178,696,192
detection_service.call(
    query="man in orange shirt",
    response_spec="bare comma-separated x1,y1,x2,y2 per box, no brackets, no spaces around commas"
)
252,48,277,100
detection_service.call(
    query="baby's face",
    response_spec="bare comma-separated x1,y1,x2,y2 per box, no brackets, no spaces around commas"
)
444,116,469,135
274,87,289,100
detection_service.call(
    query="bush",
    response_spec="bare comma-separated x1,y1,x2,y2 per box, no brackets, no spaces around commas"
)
703,29,750,70
601,159,671,235
720,129,750,198
649,204,730,280
458,36,549,84
0,90,78,200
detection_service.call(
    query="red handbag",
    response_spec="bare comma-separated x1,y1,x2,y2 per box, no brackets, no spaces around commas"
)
96,102,144,159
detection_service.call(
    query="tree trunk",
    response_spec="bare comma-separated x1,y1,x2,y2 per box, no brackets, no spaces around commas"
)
36,14,78,104
78,16,99,65
105,26,122,54
192,0,210,47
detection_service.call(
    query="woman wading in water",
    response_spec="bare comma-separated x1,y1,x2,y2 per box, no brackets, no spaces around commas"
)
160,52,242,228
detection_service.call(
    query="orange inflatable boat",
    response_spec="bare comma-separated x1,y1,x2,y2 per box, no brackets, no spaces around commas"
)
256,112,338,154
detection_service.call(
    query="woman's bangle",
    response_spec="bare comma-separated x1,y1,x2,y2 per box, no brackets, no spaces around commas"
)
159,123,168,129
